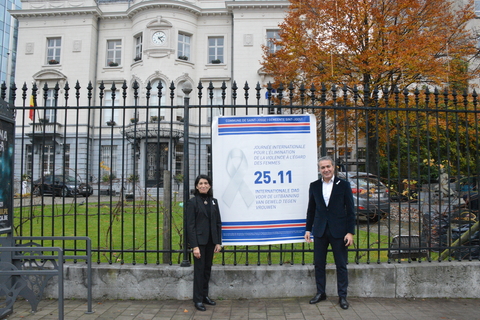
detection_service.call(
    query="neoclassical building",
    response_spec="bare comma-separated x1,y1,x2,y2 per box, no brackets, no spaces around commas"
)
9,0,289,193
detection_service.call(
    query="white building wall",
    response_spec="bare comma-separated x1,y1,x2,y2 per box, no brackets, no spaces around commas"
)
10,0,290,188
11,0,290,108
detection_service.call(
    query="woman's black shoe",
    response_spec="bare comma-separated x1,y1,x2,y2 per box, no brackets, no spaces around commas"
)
194,302,206,311
203,296,216,305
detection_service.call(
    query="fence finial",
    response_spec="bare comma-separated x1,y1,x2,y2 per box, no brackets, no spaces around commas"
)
182,82,192,95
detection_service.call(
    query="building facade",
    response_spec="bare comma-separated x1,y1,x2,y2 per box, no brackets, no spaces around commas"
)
9,0,289,193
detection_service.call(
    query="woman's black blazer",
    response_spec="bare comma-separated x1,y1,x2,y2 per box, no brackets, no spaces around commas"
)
186,195,222,248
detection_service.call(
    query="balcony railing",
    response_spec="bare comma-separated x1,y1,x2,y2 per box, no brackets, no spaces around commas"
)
27,122,64,141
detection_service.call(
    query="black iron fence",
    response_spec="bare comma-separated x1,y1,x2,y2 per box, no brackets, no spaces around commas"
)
2,81,479,265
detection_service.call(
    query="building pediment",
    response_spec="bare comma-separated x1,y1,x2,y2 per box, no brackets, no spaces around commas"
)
32,70,68,81
126,0,202,18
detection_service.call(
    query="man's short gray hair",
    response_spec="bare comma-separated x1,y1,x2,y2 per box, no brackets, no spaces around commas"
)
318,155,334,166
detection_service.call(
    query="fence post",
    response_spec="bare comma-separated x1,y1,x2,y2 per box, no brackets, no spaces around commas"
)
320,84,326,156
0,96,16,317
163,170,171,264
180,83,192,267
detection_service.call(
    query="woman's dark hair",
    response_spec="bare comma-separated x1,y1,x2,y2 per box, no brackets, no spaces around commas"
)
193,174,213,196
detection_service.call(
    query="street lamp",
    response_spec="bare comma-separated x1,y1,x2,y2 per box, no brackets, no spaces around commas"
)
180,82,192,267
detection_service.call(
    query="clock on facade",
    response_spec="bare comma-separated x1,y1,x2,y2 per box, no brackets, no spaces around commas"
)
152,31,167,45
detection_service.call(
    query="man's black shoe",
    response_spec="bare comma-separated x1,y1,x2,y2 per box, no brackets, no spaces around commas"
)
339,296,349,310
309,293,327,304
203,296,216,305
194,302,206,311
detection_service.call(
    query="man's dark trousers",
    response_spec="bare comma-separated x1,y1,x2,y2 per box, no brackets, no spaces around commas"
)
313,225,348,297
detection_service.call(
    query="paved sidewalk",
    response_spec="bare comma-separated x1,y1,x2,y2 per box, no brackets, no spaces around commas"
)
3,297,479,320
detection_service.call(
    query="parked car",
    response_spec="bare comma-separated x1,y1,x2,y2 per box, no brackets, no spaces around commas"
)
33,175,93,197
336,172,391,221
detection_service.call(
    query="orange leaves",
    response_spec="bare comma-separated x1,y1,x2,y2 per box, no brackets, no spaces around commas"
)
262,0,478,92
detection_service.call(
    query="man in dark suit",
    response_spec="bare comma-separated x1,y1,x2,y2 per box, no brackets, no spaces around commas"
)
305,156,355,309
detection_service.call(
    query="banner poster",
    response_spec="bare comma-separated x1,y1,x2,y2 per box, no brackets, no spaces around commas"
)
212,114,318,245
0,118,14,234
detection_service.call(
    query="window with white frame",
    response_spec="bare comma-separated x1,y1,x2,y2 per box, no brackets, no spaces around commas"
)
175,144,183,179
63,144,70,170
43,89,56,122
177,89,183,107
356,147,367,160
101,145,118,177
209,107,222,124
326,147,335,158
103,90,120,124
106,40,122,67
208,37,224,64
178,33,191,61
207,88,223,123
174,93,185,121
176,108,184,121
149,80,167,120
134,34,142,61
25,144,33,176
207,144,212,178
46,37,61,64
208,88,223,105
41,145,54,176
338,147,352,159
266,30,281,54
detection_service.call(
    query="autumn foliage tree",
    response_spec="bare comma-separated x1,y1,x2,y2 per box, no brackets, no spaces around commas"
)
262,0,480,175
375,89,480,189
262,0,479,92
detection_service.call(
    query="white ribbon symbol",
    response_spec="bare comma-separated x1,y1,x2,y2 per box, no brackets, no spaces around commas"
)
222,148,254,208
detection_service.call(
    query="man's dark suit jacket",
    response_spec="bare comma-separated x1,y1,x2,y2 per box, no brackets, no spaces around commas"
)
186,195,222,248
305,176,355,238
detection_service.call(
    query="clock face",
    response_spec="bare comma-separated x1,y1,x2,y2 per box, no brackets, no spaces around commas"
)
152,31,167,45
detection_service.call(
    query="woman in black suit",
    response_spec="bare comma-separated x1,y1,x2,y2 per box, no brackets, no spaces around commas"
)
186,174,222,311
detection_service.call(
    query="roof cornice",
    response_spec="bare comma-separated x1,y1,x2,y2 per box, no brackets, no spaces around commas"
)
9,6,102,19
10,1,233,20
225,0,290,10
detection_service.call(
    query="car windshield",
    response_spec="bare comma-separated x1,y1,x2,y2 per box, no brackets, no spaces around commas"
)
64,176,77,183
352,176,383,189
44,175,78,183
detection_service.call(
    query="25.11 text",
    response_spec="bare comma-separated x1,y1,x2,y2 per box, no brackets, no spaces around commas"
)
254,170,292,184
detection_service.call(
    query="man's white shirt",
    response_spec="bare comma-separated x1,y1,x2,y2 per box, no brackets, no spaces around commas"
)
322,175,335,206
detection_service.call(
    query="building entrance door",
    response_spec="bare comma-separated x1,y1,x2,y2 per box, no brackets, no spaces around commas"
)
146,142,168,188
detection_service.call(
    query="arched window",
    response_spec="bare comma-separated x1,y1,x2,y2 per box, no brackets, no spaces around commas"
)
103,90,120,124
149,79,167,120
